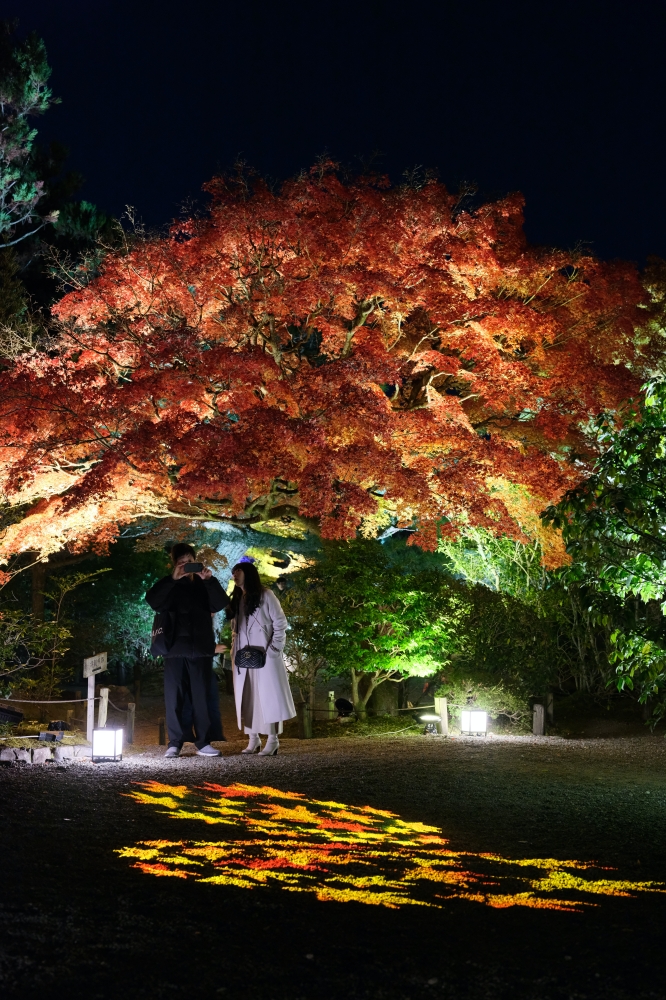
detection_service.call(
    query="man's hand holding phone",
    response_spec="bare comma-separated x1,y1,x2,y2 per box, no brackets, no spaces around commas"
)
190,564,212,580
184,561,212,580
172,558,211,581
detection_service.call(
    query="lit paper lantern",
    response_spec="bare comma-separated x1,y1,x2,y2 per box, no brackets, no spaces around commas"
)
419,713,442,735
460,710,487,736
92,728,124,761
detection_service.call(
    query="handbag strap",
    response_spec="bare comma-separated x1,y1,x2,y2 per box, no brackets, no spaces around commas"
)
239,598,267,652
242,603,251,649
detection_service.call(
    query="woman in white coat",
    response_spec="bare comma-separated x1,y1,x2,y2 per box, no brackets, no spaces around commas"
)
218,560,296,756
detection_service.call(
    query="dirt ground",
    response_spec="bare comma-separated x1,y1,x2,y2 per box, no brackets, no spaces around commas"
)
2,700,666,1000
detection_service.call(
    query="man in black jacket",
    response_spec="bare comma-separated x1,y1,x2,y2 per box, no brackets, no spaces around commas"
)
146,543,230,757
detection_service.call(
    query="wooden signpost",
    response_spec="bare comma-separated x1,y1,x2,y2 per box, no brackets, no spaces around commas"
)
83,653,107,742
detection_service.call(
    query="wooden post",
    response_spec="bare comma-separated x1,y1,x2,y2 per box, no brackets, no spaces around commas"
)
83,653,108,740
98,687,109,728
533,703,545,736
66,708,74,728
546,692,554,724
86,675,95,743
158,717,166,746
297,702,312,739
433,696,449,736
126,703,135,744
327,690,336,720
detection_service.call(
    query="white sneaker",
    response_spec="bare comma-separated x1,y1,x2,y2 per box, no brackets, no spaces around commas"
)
164,746,180,758
258,737,279,757
196,744,221,757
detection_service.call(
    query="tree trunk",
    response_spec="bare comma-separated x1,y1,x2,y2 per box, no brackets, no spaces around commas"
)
350,668,384,720
367,679,399,716
31,562,47,620
133,661,142,706
351,668,363,718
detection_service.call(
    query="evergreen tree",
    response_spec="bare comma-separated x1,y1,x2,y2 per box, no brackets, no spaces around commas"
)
0,21,112,348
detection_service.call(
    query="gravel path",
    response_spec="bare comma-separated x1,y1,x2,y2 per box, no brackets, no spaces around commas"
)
2,734,665,1000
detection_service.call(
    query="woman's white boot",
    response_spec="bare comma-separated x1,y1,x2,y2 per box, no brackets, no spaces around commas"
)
242,734,261,754
258,735,279,756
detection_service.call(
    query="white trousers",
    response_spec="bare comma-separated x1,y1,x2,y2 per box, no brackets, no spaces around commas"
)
247,722,278,737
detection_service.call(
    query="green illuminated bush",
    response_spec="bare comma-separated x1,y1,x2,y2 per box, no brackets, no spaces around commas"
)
433,677,530,730
282,538,467,719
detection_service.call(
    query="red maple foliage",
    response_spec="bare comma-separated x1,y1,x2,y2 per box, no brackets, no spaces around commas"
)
0,165,655,565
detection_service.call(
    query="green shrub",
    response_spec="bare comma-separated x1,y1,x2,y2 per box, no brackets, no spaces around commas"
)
434,677,530,729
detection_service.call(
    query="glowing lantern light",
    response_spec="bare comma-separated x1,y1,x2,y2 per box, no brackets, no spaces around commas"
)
460,710,487,736
419,713,442,735
92,728,123,761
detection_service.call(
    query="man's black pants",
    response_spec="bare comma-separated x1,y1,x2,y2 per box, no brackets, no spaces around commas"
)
164,657,215,750
181,672,224,743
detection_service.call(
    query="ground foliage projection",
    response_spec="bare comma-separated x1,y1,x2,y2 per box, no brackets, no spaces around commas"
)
117,781,664,912
0,165,656,566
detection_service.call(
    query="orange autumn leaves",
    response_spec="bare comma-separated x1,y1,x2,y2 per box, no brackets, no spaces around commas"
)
0,165,655,562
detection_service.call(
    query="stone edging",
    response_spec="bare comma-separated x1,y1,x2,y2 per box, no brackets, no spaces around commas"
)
0,745,92,763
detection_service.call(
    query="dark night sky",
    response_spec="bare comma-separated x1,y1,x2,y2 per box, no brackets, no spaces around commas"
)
3,0,665,262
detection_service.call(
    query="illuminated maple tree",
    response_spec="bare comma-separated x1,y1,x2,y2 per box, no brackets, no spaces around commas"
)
0,164,656,565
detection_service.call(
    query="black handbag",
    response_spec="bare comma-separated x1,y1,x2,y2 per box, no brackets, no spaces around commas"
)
234,645,267,670
234,608,267,670
150,610,175,657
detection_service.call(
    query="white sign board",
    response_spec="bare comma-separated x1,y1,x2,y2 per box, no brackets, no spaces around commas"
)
83,652,108,678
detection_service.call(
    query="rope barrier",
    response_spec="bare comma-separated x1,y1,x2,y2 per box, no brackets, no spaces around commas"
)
395,703,436,712
306,702,447,719
396,703,468,711
360,725,420,737
2,696,132,709
0,696,99,704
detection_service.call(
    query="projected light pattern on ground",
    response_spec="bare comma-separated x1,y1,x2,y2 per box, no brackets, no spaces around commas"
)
117,782,664,911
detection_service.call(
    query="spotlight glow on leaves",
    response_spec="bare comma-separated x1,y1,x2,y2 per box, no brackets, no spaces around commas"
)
116,782,664,911
0,167,658,562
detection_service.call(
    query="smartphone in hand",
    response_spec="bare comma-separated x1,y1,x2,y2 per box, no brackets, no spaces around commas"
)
183,562,204,573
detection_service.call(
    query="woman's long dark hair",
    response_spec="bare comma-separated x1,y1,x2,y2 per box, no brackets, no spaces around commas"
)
226,561,265,620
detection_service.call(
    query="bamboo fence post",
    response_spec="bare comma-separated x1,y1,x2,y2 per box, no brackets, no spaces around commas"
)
297,702,312,739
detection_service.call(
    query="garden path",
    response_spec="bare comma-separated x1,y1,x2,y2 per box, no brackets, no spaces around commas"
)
1,734,665,999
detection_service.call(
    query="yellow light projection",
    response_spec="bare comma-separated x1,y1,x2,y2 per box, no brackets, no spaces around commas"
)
117,782,664,912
